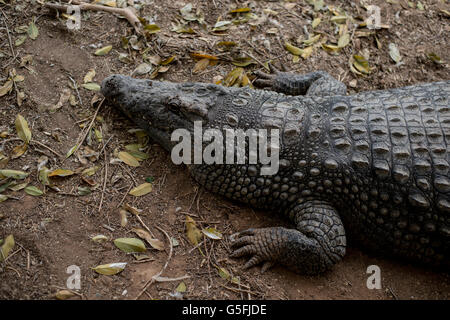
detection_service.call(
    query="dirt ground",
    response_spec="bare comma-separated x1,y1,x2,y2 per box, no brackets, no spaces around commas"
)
0,0,449,300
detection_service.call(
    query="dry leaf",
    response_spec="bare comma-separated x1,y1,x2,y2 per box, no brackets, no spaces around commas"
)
186,216,203,246
114,238,146,253
92,262,127,275
129,183,152,196
15,114,32,144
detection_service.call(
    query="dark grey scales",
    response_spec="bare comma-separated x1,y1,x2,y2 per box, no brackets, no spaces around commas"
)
101,68,450,275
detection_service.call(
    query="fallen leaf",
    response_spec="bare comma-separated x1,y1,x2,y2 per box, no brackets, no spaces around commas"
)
81,83,101,91
388,43,402,63
123,203,143,215
92,262,127,275
427,53,444,64
312,17,321,28
119,209,128,227
49,88,71,112
176,282,187,293
83,69,96,83
114,238,146,253
202,227,223,240
133,228,165,250
11,143,28,159
77,186,91,195
49,169,75,177
0,235,15,262
352,54,371,74
186,216,203,246
0,169,29,179
0,80,13,97
129,183,152,196
338,33,350,48
91,235,109,242
144,24,161,34
28,19,39,40
119,151,140,167
15,114,32,144
55,290,76,300
94,45,112,56
24,186,43,196
192,58,210,74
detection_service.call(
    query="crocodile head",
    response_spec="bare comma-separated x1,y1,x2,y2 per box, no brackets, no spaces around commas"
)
101,74,227,152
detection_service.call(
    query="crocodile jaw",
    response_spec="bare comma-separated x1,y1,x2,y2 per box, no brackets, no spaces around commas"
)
101,74,226,151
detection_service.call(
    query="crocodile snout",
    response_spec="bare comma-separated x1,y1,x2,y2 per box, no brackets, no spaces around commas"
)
101,74,128,98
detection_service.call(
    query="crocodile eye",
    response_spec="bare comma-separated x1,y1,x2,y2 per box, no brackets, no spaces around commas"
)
196,88,209,96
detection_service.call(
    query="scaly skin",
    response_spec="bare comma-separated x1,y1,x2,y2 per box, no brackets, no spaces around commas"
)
101,71,450,274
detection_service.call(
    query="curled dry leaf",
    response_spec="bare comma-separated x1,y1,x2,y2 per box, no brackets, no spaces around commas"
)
91,234,109,242
186,215,203,246
81,83,101,91
83,69,96,83
0,80,13,97
94,45,112,56
55,290,76,300
133,228,165,251
202,227,223,240
388,43,402,63
119,209,128,227
92,262,127,275
123,203,143,215
49,169,75,177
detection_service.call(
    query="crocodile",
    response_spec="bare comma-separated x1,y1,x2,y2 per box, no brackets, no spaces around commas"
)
101,69,450,274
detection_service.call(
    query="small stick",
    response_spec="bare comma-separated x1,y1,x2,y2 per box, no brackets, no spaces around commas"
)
117,184,133,208
243,50,267,70
134,213,156,238
98,138,108,213
67,74,83,106
0,9,17,63
69,98,104,160
219,284,260,296
31,139,63,158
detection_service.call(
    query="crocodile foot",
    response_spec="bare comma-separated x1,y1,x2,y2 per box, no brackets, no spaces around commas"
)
253,64,281,90
230,227,285,273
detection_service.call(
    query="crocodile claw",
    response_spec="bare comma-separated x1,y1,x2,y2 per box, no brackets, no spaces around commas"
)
253,64,281,89
230,228,277,273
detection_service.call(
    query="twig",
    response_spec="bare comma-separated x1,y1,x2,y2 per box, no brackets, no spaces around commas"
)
135,225,174,300
134,214,156,238
219,283,260,296
153,275,190,282
0,137,62,157
43,0,142,34
69,98,104,160
98,137,108,213
67,74,83,106
117,184,133,208
0,9,18,64
31,139,63,158
244,51,268,70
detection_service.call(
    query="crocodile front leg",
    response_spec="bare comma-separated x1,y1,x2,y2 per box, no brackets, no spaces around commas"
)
230,201,346,274
254,65,347,96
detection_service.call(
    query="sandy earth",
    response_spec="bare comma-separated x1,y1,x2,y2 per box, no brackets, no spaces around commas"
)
0,0,449,300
